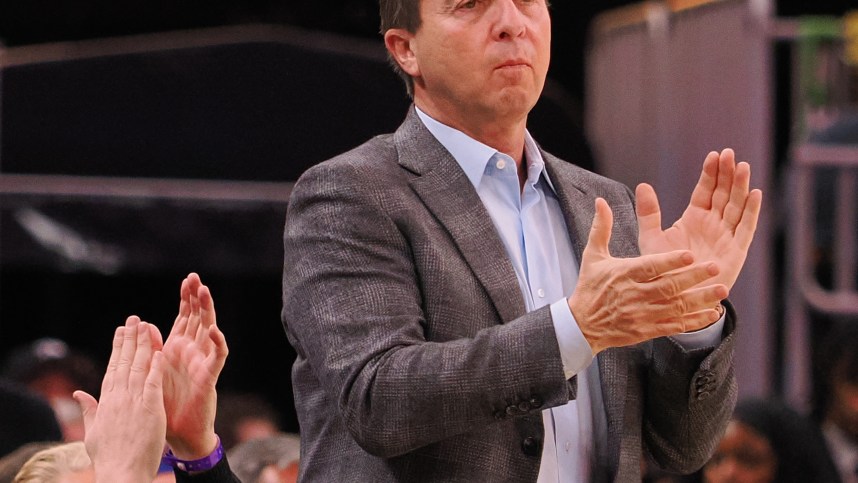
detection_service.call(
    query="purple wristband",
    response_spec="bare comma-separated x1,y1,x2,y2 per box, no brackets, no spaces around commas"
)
162,436,224,473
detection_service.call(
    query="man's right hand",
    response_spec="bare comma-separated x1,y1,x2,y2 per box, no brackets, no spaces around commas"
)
568,198,728,355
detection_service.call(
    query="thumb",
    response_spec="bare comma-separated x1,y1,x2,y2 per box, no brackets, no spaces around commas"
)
635,183,662,235
585,198,613,258
73,390,98,434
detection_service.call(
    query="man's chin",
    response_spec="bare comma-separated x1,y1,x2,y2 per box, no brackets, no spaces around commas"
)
493,91,539,118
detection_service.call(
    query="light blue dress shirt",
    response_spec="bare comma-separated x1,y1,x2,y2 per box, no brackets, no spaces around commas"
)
415,107,724,482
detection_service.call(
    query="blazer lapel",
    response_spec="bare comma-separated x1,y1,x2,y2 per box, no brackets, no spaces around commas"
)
544,152,628,476
396,108,525,323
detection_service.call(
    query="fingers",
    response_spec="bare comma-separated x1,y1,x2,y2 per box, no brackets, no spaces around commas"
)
735,188,763,250
148,323,164,352
102,326,125,394
574,249,728,353
73,390,98,434
128,321,155,392
649,282,728,324
584,198,614,258
204,325,229,379
627,250,695,282
144,352,165,409
198,284,216,328
710,149,736,215
688,151,720,210
655,306,724,334
186,273,204,339
723,161,751,229
636,260,720,299
630,261,726,327
635,183,662,238
115,316,141,390
195,285,217,346
170,276,191,339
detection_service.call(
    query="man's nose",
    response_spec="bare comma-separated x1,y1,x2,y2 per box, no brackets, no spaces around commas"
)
718,457,743,482
491,0,527,40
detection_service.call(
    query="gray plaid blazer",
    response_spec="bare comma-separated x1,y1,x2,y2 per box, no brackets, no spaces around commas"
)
281,107,737,482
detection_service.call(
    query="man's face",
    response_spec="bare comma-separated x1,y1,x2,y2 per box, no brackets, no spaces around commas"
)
403,0,551,128
703,421,777,483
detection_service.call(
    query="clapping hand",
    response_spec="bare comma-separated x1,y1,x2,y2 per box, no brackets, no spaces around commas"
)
635,149,762,292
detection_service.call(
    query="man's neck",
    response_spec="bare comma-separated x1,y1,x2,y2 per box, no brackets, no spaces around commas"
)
414,100,527,166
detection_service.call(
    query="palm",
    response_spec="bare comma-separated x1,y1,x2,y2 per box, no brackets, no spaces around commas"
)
636,150,762,292
161,330,217,443
641,204,744,289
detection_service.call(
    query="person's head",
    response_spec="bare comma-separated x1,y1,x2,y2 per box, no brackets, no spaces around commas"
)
0,443,57,483
703,418,775,483
3,339,102,442
226,433,300,483
814,320,858,440
379,0,422,97
12,442,93,483
381,0,552,131
703,399,838,483
215,392,281,451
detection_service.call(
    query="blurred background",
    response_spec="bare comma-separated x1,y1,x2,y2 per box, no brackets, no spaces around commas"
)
0,0,856,451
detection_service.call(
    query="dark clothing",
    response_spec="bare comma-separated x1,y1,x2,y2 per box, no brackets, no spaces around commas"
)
0,379,62,458
173,454,241,483
734,399,841,483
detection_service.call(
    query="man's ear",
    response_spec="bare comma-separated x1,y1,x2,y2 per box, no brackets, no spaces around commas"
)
384,28,420,77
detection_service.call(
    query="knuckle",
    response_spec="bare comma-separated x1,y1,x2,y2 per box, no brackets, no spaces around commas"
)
672,297,688,315
642,260,658,280
662,278,681,299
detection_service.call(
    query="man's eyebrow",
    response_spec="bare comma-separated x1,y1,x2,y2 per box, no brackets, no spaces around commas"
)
440,0,459,12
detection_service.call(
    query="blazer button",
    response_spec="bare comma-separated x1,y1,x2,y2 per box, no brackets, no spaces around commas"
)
521,436,541,457
697,390,711,400
529,396,543,409
517,401,531,412
506,405,519,416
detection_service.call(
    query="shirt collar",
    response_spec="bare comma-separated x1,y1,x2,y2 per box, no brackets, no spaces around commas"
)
415,106,555,192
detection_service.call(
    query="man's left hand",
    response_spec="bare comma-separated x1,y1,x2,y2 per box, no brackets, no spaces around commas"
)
635,148,763,292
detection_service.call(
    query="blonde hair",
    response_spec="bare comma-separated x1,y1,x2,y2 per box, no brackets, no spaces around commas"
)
13,442,91,483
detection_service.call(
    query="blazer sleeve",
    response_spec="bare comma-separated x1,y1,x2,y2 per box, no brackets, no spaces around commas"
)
282,159,574,458
642,301,738,473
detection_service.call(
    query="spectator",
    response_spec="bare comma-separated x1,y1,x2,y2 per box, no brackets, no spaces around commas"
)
12,442,92,483
814,321,858,483
227,433,300,483
2,339,101,442
215,392,281,451
0,443,56,483
0,380,62,458
702,399,839,483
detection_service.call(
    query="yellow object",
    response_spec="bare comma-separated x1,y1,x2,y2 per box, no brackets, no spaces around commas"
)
846,11,858,66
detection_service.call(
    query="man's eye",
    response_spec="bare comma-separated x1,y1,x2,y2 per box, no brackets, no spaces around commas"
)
458,0,478,9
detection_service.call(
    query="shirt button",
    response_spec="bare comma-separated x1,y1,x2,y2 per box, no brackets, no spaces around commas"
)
564,441,571,453
537,288,545,298
521,436,541,457
496,159,506,170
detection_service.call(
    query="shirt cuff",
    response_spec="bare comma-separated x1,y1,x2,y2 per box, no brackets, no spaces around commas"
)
669,312,726,350
550,299,595,380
